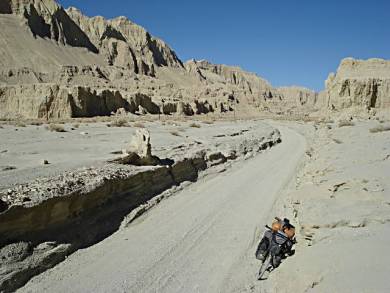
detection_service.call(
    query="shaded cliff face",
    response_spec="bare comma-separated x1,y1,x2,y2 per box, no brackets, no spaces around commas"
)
326,58,390,110
0,0,182,75
65,7,183,76
0,0,98,53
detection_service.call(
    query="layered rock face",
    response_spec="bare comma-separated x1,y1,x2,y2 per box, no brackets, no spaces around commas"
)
273,87,324,115
0,0,323,119
184,59,272,94
1,0,98,53
325,58,390,111
0,0,181,74
66,7,183,76
183,59,322,115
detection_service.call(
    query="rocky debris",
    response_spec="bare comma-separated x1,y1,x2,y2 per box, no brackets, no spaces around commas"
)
0,241,71,293
0,242,32,265
41,160,49,165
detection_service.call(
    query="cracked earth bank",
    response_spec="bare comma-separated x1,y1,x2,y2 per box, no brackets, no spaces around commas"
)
5,123,304,293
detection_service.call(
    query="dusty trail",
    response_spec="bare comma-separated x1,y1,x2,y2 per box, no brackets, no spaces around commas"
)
19,126,306,293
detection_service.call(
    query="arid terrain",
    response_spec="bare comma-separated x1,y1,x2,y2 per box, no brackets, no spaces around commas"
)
1,0,390,292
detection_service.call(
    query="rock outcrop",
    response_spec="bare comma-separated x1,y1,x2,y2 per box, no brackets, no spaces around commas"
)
1,0,98,53
65,7,183,76
0,85,131,119
127,129,152,158
325,58,390,111
184,59,272,95
183,59,322,115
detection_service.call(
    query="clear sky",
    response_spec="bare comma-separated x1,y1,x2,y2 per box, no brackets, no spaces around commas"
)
58,0,390,92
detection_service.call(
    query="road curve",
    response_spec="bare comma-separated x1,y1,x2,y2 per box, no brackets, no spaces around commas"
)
19,126,306,293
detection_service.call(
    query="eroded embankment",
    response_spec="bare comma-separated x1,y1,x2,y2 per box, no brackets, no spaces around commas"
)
266,120,390,292
0,128,281,292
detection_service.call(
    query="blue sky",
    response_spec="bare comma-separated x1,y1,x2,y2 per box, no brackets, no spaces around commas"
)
58,0,390,91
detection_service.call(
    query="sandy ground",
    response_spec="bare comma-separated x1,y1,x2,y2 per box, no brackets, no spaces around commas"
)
0,120,271,190
269,120,390,292
16,126,305,293
4,119,390,292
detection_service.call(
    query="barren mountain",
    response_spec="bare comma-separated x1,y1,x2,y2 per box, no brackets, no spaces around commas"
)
0,0,389,121
0,0,321,120
1,2,390,292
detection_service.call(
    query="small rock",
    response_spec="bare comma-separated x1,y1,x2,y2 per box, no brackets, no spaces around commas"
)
1,166,16,171
80,132,88,135
35,242,57,251
42,160,49,165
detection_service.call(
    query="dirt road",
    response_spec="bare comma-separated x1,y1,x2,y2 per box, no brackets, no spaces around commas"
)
19,126,306,293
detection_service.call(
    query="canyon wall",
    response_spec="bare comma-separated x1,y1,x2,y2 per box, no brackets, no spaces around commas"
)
1,0,389,120
325,58,390,112
0,0,321,119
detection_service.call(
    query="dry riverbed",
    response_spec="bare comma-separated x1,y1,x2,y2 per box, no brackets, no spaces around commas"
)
1,118,389,292
0,119,281,292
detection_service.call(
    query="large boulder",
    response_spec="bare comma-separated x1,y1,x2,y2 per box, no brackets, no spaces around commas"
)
127,128,152,158
121,129,161,166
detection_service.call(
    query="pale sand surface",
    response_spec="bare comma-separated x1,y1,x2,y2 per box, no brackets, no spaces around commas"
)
4,119,390,292
269,120,390,292
0,120,272,190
